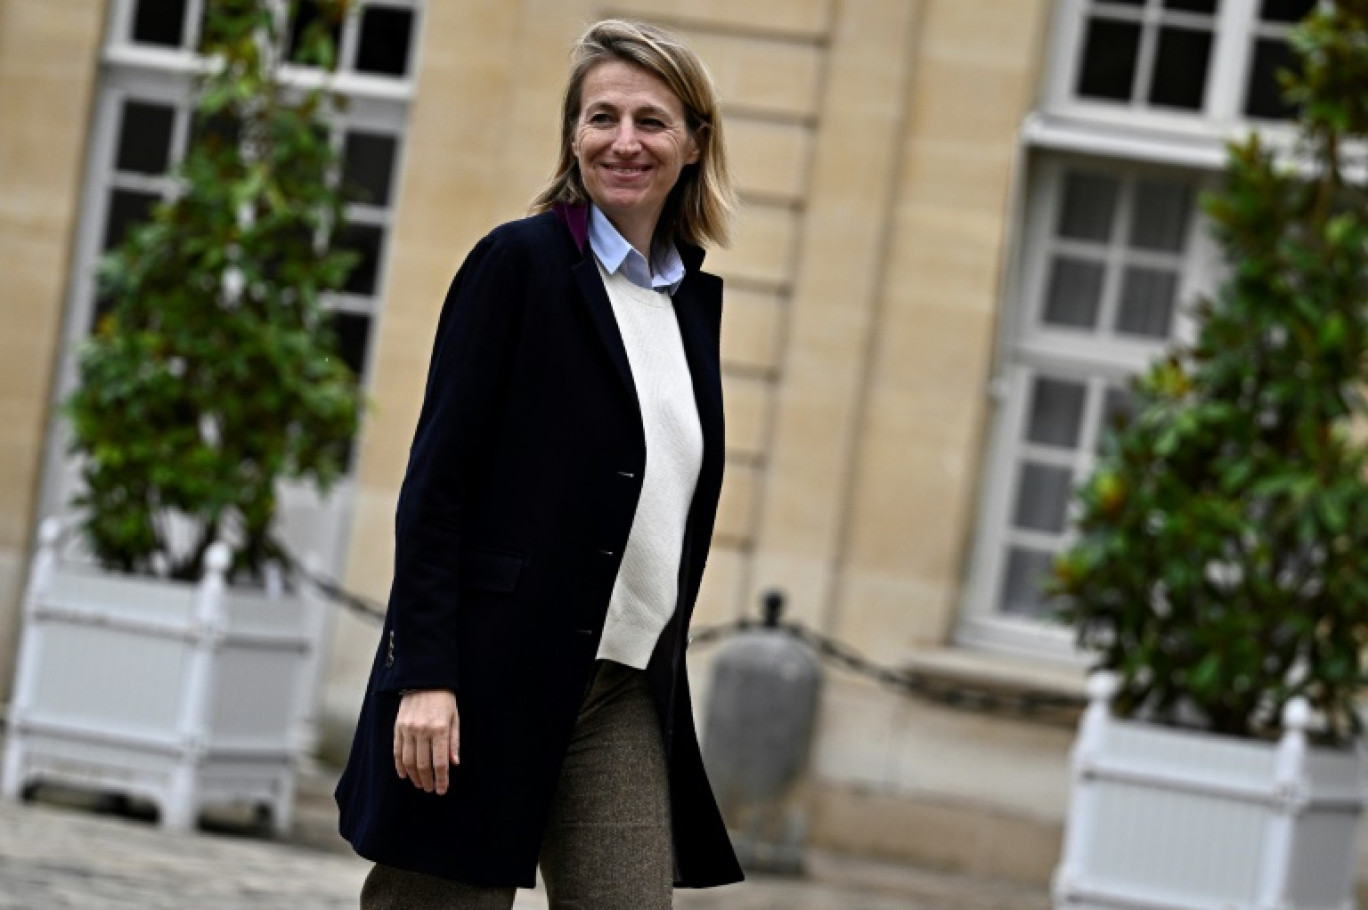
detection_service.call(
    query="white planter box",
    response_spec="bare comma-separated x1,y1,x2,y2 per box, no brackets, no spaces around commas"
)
1054,673,1365,910
1,520,325,833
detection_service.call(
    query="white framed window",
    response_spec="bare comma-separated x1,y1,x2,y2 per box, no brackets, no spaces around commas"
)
71,0,418,429
958,0,1318,660
1042,0,1314,137
40,0,420,567
958,155,1222,659
110,0,420,85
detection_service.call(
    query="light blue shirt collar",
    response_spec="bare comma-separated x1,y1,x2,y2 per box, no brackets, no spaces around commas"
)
587,205,686,295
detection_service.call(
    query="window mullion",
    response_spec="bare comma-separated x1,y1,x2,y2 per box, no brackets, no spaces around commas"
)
339,6,363,74
1129,2,1163,107
1095,178,1132,339
183,0,205,49
1206,0,1259,122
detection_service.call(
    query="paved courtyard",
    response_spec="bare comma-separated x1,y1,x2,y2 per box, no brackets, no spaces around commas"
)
0,771,1050,910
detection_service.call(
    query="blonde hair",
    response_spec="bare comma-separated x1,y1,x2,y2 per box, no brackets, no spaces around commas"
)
531,19,735,250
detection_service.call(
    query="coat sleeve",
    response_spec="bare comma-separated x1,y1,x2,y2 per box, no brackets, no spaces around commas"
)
375,232,525,694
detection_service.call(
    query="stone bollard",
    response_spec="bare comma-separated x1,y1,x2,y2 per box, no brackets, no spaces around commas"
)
702,590,822,874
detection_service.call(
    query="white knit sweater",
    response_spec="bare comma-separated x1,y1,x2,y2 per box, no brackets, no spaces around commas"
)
594,259,704,669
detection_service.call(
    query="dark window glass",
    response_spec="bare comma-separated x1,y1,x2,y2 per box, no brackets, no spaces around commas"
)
103,190,160,252
1001,547,1058,618
1098,386,1136,453
132,0,187,48
1130,179,1191,252
1026,377,1088,450
342,131,398,207
1164,0,1218,12
1245,38,1299,119
1043,257,1105,329
326,311,372,378
1148,27,1212,110
1077,18,1141,102
1058,171,1120,242
356,7,415,77
334,223,385,295
1115,267,1178,339
287,0,342,66
1014,462,1075,534
1260,0,1316,23
116,101,176,175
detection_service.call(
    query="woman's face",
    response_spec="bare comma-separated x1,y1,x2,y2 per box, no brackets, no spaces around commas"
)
572,60,699,248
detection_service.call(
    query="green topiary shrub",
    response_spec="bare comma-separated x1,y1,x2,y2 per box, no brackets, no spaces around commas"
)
66,0,362,582
1052,0,1368,744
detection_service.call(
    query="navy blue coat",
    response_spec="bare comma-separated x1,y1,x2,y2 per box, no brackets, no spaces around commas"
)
334,202,743,889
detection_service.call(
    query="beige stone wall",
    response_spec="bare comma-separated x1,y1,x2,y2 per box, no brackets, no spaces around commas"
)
0,0,106,703
831,0,1053,656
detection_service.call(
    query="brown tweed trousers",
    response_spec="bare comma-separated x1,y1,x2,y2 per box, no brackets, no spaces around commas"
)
360,660,674,910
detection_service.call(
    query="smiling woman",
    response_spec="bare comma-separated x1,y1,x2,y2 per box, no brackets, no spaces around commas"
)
334,18,740,910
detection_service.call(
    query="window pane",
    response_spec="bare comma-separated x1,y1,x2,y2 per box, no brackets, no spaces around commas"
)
1098,386,1136,453
116,101,176,175
1026,377,1088,450
1130,179,1191,252
1115,266,1178,339
1260,0,1316,23
132,0,187,48
1014,462,1075,534
1043,257,1105,329
1245,38,1298,120
334,223,385,296
356,7,415,77
1148,27,1212,110
103,189,160,252
1000,547,1058,618
342,131,398,208
1077,18,1141,102
1164,0,1218,12
326,311,372,379
1058,171,1120,243
287,0,342,66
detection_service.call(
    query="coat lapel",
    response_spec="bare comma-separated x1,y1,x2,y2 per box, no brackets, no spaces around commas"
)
571,257,640,410
672,268,726,494
556,202,640,410
554,202,724,468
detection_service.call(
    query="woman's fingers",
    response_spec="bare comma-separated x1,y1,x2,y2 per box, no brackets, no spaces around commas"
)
393,689,459,794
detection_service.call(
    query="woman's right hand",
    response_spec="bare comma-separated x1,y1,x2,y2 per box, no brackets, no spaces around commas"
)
393,689,460,795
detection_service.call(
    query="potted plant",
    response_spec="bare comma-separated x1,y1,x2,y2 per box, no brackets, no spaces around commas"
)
1049,1,1368,906
1,0,362,834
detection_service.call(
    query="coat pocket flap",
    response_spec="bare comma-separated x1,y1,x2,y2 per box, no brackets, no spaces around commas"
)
459,547,527,593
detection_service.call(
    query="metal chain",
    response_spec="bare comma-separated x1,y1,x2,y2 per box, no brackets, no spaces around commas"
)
281,555,1084,723
279,551,388,623
693,618,1085,723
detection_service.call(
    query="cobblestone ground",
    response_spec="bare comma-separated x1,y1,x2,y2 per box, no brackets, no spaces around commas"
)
0,795,1048,910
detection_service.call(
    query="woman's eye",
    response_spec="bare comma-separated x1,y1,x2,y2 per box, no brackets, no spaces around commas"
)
640,118,665,130
588,112,613,125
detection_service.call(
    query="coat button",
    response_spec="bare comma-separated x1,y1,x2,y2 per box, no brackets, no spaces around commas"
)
386,630,395,668
616,470,637,479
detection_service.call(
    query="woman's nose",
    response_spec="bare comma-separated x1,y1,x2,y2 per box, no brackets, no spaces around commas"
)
611,122,641,153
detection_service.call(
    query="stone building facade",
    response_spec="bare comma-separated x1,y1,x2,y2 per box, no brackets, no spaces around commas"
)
0,0,1340,886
